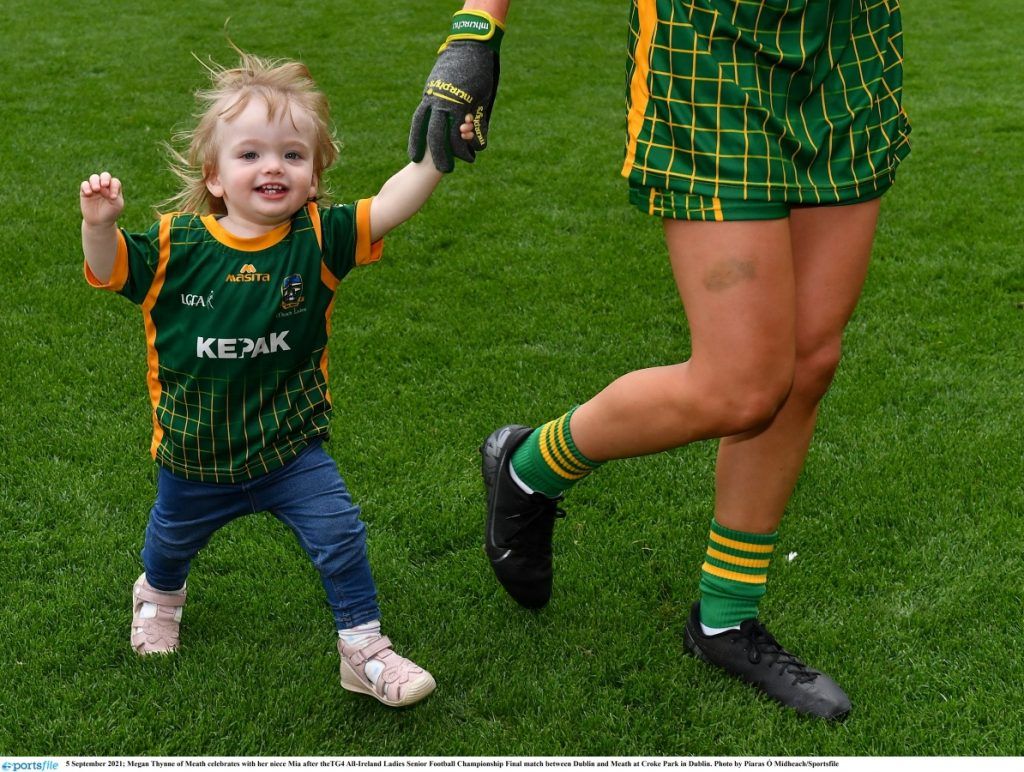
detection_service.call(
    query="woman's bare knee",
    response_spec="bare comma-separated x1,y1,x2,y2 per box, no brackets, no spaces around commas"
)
792,340,843,406
682,360,794,436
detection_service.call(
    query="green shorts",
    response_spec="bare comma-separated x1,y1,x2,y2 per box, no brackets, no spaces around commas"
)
629,182,889,222
622,0,911,210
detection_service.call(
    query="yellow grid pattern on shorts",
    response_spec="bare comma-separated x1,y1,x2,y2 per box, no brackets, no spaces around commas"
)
623,0,911,205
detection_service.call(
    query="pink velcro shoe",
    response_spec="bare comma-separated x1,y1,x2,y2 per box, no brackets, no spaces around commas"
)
338,636,436,707
131,574,186,655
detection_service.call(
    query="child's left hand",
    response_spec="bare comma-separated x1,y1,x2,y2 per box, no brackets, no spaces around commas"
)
458,113,475,142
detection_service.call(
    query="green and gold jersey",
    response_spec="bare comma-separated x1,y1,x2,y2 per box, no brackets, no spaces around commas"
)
85,201,382,483
623,0,911,203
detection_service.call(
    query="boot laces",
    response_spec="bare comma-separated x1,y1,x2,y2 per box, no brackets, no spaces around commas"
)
511,493,565,548
743,620,819,684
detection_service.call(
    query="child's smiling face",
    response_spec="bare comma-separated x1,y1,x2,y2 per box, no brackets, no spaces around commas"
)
205,97,319,236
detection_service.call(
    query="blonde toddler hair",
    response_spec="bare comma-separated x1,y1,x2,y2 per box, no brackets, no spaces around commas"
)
163,49,340,215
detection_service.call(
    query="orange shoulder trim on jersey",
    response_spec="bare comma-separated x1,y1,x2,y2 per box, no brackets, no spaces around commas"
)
307,201,323,251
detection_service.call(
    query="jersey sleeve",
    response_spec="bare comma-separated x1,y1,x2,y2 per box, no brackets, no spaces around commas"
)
83,220,162,305
317,199,384,286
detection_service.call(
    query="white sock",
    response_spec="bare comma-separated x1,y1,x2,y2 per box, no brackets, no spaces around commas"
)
701,622,741,636
339,620,385,684
508,463,536,495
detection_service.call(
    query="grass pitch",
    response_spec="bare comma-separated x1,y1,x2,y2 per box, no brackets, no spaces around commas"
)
1,0,1022,757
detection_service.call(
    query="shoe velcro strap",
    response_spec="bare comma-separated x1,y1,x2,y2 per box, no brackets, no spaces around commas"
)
348,635,393,667
135,584,187,607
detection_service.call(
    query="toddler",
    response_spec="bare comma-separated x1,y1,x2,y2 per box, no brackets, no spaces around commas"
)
80,50,474,708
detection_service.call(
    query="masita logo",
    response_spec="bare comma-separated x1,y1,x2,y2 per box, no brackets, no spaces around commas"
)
196,331,290,359
226,263,271,283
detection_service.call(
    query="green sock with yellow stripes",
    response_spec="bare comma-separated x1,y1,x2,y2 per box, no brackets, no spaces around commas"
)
698,519,778,630
509,407,602,498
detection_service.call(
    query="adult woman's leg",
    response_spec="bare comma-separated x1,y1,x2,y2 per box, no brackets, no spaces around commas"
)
569,216,796,460
482,210,856,718
713,198,882,534
680,198,881,720
484,216,797,610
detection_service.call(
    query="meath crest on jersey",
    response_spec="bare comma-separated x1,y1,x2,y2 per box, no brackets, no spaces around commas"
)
281,273,305,310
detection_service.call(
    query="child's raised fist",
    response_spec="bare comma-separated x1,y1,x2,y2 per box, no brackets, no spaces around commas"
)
80,172,124,226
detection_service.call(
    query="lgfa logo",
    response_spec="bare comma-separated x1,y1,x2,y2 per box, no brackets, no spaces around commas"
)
226,263,271,283
181,290,215,309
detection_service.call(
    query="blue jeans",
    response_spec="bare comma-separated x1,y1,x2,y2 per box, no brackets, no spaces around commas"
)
141,441,379,629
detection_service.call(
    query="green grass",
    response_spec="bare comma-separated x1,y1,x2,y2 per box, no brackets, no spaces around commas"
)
2,0,1023,757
